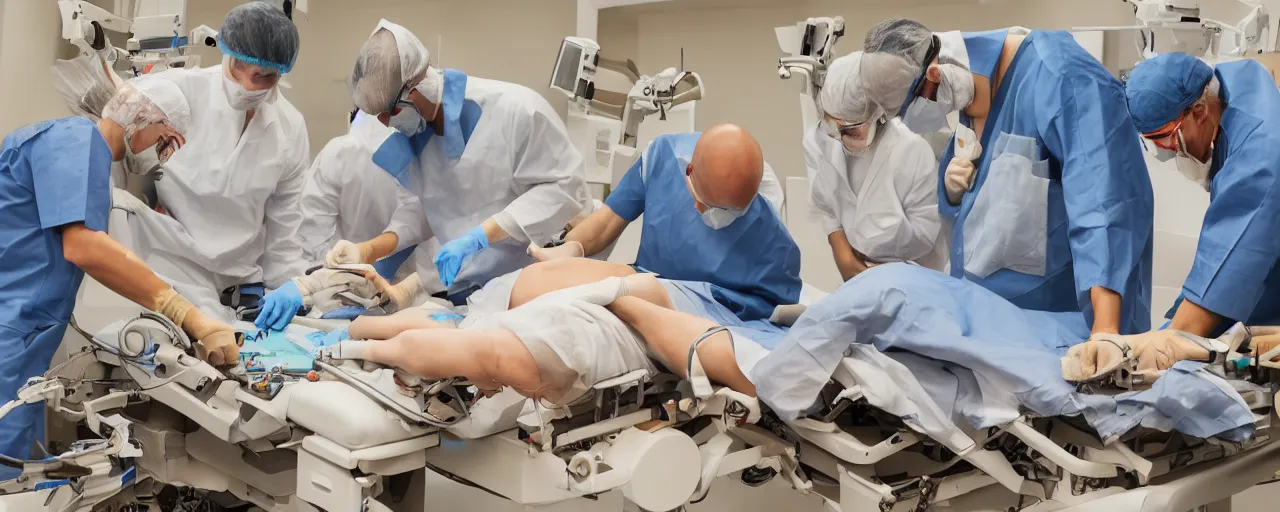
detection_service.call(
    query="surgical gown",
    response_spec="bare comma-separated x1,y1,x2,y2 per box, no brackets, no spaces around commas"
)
142,66,311,318
605,133,802,321
1172,60,1280,329
937,29,1154,334
0,117,112,471
297,131,440,290
804,118,947,271
381,70,592,294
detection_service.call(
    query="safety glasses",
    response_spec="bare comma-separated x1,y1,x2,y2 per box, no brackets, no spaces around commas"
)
1143,119,1182,151
908,35,943,100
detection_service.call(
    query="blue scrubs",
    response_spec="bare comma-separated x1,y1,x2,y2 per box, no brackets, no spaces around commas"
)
0,117,112,469
1168,60,1280,330
605,133,802,321
937,29,1154,334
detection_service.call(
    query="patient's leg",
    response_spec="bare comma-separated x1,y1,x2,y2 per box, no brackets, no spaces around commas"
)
346,328,550,400
349,308,454,340
608,296,755,396
509,258,639,308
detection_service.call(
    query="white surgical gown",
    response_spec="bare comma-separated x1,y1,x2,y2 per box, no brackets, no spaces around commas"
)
141,66,311,317
297,133,440,289
391,73,592,293
804,118,947,271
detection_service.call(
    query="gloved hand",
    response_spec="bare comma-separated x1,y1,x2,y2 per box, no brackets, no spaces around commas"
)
256,281,304,332
943,157,977,206
528,240,584,262
154,288,240,366
1062,330,1215,383
434,226,489,288
183,309,241,366
326,240,369,266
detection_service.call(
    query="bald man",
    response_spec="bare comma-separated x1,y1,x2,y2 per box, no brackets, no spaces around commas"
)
540,124,801,323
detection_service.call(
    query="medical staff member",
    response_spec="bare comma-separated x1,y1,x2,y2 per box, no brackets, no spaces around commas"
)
0,76,239,471
296,112,440,291
811,52,946,280
540,124,801,322
326,20,591,305
144,2,310,332
1125,53,1280,337
858,19,1155,336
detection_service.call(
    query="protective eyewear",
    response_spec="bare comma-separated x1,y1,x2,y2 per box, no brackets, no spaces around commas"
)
1142,119,1183,151
908,35,942,101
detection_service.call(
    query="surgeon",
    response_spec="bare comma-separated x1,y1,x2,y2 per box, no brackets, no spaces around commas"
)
329,19,592,306
858,19,1155,336
144,2,311,332
532,124,799,322
809,51,946,280
296,111,440,292
0,74,239,473
1123,53,1280,337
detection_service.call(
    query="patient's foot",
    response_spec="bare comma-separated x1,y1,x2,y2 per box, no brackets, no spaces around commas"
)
1062,330,1214,384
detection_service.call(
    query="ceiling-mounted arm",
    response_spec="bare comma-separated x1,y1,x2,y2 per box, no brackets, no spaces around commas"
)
617,69,704,147
776,16,845,100
1073,0,1271,59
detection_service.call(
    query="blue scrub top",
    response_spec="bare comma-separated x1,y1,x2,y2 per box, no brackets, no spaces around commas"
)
937,29,1154,334
0,116,112,464
605,133,802,321
1170,60,1280,330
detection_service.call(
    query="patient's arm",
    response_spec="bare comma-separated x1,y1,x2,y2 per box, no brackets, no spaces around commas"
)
608,296,756,396
349,308,454,340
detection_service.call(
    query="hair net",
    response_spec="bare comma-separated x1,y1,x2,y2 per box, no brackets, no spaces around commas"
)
102,74,192,136
217,1,300,74
819,52,884,123
350,19,430,115
864,19,934,64
1124,53,1215,133
52,55,124,120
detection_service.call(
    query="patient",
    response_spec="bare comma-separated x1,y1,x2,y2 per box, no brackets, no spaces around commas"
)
323,259,764,405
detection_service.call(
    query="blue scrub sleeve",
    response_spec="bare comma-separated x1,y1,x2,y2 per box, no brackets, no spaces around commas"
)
1182,68,1280,321
604,157,646,221
1047,72,1154,315
26,121,112,232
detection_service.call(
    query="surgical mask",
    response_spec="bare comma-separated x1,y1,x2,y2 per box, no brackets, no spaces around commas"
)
687,173,749,229
901,63,973,134
389,102,427,135
701,206,747,230
1174,130,1212,191
122,128,166,176
221,74,271,111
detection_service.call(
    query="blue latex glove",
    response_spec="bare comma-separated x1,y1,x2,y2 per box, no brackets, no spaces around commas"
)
255,281,304,332
316,327,350,348
434,225,489,288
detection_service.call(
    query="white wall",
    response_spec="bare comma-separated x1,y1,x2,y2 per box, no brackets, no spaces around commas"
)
186,0,578,157
0,0,77,135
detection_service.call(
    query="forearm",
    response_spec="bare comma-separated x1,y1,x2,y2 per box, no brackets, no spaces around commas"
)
360,232,401,263
1169,298,1223,337
564,207,628,256
63,226,171,310
481,218,510,245
1089,286,1122,334
828,232,868,282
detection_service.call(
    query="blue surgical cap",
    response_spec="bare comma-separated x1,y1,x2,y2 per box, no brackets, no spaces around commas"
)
1125,53,1214,133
